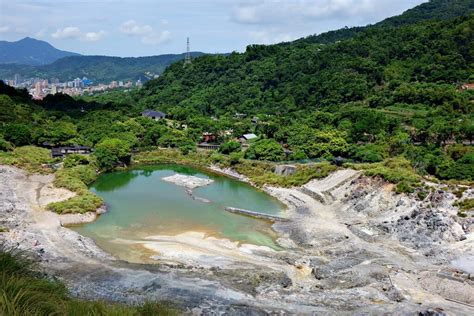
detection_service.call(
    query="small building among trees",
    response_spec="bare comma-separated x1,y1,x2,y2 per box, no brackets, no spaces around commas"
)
51,146,92,158
141,109,166,121
239,133,257,143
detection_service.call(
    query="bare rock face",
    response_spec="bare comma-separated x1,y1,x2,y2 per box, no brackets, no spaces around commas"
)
274,165,297,176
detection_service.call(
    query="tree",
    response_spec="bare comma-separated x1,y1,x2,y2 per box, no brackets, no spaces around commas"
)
93,138,131,170
219,141,241,154
245,139,284,161
4,123,32,146
0,135,12,151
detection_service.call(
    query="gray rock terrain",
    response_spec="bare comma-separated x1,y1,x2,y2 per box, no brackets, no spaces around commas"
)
1,165,473,314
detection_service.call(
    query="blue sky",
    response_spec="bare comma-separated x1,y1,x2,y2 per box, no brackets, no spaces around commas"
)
0,0,427,57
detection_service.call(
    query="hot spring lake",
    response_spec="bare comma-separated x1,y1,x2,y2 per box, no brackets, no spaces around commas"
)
72,165,285,262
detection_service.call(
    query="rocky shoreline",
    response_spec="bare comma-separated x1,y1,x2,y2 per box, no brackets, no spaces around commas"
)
1,164,473,314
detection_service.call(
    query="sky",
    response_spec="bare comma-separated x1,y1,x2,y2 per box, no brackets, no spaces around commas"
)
0,0,428,57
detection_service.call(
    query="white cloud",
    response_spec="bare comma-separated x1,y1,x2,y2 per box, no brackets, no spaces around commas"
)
35,28,47,38
51,26,81,39
120,20,170,45
50,26,106,42
0,26,10,33
84,30,106,42
142,30,171,45
232,0,402,25
249,30,297,44
120,20,153,36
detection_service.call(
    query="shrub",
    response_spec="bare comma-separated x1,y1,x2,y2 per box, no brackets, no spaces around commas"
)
4,123,32,146
288,150,308,161
351,143,388,163
54,165,98,192
49,164,102,214
350,156,421,193
245,139,285,161
210,152,225,163
0,146,53,173
0,135,12,151
219,141,241,154
454,198,474,212
0,248,180,315
94,138,131,170
229,152,243,165
47,191,103,214
63,154,90,168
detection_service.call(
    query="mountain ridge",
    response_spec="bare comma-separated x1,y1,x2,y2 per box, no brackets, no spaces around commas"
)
0,52,205,83
0,37,80,66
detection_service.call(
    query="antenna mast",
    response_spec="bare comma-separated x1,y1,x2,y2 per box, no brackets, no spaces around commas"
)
184,37,191,66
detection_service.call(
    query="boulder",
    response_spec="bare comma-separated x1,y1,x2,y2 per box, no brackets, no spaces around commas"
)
274,165,297,176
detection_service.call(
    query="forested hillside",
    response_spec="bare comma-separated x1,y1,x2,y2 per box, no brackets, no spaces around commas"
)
298,0,474,45
0,52,204,83
0,1,473,188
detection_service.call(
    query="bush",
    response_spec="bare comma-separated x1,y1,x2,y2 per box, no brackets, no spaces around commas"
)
437,152,474,181
0,146,53,173
50,164,102,214
219,141,242,154
350,156,421,193
245,139,285,161
47,191,103,214
4,123,32,146
0,248,180,315
454,198,474,212
351,143,388,163
54,165,98,192
94,138,131,170
0,135,12,151
210,152,225,163
288,150,308,161
63,154,90,168
229,151,243,165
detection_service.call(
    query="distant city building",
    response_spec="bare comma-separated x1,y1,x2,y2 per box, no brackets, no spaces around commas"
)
34,81,43,99
14,74,21,86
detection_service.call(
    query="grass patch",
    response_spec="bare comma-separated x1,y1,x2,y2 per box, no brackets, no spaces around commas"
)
0,227,9,233
233,160,337,187
0,146,54,174
0,247,180,315
47,191,103,214
454,198,474,212
48,164,103,214
133,148,211,167
348,156,422,193
134,148,337,187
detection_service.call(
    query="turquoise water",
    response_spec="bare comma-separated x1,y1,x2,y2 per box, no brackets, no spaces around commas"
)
72,165,285,261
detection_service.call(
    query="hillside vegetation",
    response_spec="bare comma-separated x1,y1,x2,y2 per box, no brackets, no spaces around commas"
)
0,1,473,192
0,52,205,83
0,248,179,315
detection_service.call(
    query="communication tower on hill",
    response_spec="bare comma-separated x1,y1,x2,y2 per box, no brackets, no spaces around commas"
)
184,37,191,66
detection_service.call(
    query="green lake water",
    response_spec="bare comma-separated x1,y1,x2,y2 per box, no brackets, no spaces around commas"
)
72,165,285,261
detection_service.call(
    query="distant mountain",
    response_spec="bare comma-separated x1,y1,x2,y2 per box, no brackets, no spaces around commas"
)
0,52,205,83
0,37,80,65
298,0,474,45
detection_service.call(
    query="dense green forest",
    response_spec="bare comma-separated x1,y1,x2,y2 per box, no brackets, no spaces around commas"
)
0,1,473,190
0,52,204,83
